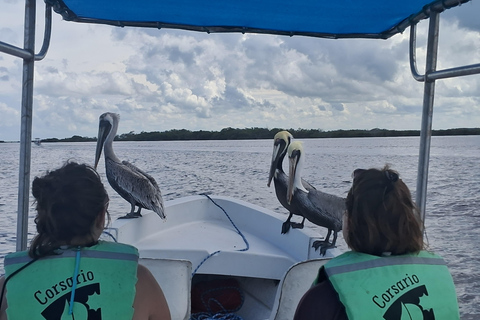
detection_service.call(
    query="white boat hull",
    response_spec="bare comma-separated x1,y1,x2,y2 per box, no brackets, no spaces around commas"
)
105,195,341,319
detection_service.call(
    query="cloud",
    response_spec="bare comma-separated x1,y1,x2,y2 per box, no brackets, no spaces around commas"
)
443,1,480,31
331,103,345,112
0,66,9,81
0,101,19,126
0,0,479,140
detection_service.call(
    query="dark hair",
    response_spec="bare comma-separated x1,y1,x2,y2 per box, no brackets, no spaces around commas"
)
29,161,109,258
344,165,424,256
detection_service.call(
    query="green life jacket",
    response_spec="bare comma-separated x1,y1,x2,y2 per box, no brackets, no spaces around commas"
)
4,241,138,320
323,251,460,320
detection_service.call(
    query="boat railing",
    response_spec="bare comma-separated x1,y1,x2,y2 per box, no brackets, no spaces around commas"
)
408,10,480,226
0,2,52,61
0,1,53,251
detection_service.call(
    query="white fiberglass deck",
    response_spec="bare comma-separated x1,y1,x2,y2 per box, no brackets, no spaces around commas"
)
107,195,336,280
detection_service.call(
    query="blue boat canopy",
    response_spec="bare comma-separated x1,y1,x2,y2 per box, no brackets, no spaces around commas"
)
46,0,470,39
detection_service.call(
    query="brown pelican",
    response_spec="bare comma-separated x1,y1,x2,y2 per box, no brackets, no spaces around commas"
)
287,141,345,255
94,112,165,220
267,131,315,234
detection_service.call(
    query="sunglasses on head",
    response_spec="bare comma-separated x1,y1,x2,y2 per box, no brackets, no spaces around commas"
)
351,168,399,183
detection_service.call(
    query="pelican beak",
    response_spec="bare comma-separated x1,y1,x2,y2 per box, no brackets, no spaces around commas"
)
94,119,111,170
267,140,283,187
287,151,299,205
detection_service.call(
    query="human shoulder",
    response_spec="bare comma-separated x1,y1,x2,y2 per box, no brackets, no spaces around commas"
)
133,264,171,320
137,264,154,283
294,279,347,320
136,264,165,302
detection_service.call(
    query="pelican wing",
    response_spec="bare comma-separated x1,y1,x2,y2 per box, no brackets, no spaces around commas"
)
307,190,344,229
106,158,165,218
121,161,165,215
301,178,316,191
123,161,162,190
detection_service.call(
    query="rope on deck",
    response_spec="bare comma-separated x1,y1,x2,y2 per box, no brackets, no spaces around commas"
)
101,230,118,242
192,194,250,276
190,312,244,320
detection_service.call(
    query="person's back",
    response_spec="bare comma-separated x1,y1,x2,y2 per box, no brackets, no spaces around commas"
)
294,166,460,320
0,161,170,320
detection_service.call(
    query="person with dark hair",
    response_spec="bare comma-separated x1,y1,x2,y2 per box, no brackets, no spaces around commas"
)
0,161,171,320
294,165,459,320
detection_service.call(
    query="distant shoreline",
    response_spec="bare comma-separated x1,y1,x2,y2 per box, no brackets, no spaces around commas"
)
1,127,479,143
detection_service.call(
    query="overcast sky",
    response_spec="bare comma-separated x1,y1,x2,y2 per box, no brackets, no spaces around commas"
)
0,0,479,141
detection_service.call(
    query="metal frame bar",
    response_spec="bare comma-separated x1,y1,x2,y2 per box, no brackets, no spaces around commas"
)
0,41,33,60
415,10,440,226
16,0,37,251
0,3,52,61
410,23,480,83
0,1,52,251
410,10,480,227
34,3,52,61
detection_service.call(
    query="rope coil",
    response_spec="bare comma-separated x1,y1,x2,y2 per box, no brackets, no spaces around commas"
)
192,194,250,276
190,313,244,320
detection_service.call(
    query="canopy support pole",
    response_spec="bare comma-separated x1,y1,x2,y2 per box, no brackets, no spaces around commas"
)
416,10,440,228
16,0,37,251
1,1,51,251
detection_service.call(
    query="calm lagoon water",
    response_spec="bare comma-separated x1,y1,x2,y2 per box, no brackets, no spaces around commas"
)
0,136,478,318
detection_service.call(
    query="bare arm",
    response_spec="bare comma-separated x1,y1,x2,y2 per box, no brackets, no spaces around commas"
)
133,264,171,320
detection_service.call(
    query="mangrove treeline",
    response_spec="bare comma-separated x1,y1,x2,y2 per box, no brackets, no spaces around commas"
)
37,127,480,143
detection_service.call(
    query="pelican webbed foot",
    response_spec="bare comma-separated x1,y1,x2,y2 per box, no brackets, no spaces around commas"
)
312,230,338,256
281,221,291,234
291,217,305,229
118,212,142,219
281,214,305,234
282,221,303,234
290,222,304,229
312,240,336,256
281,221,305,234
281,212,294,234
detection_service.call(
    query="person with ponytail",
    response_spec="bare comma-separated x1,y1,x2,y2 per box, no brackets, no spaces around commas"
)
294,165,459,320
0,161,171,320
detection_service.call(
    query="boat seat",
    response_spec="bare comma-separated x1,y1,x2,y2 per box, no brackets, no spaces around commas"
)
139,258,192,320
269,258,330,320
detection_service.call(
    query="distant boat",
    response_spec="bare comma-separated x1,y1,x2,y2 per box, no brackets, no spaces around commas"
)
33,138,41,146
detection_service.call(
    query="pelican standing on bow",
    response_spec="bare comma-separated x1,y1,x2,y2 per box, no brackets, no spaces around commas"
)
287,141,345,255
267,131,315,234
94,112,165,220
